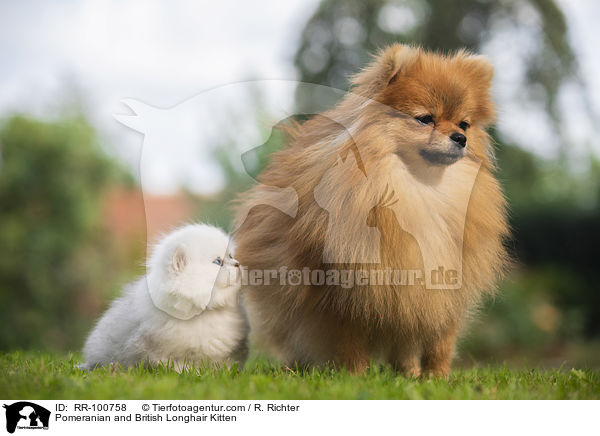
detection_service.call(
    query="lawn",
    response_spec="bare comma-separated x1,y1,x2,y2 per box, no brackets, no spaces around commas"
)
1,351,598,400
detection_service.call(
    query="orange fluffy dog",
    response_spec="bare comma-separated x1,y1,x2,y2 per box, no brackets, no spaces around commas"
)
234,44,509,377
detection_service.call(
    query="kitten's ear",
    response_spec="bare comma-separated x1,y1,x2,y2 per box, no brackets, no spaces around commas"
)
169,245,187,273
351,44,419,96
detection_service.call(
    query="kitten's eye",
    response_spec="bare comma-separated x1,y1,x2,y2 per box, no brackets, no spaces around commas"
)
213,258,223,266
415,115,434,125
459,121,470,130
228,253,233,258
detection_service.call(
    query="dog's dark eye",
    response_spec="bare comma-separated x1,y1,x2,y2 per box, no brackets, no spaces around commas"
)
459,121,470,130
213,258,223,266
415,115,434,125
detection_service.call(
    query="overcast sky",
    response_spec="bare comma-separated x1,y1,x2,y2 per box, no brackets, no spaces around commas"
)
0,0,598,194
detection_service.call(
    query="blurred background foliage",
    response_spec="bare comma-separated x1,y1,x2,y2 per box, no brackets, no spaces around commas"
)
1,0,599,367
0,115,136,350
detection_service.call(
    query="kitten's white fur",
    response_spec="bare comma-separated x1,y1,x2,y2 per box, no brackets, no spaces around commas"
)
81,224,248,371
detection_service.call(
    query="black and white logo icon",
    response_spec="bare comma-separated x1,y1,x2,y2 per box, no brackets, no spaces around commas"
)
3,402,50,434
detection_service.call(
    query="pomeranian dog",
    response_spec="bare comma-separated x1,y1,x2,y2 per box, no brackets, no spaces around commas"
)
234,44,509,377
82,224,248,371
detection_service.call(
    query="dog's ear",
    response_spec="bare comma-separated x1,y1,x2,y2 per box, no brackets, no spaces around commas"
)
454,51,496,123
455,50,494,91
169,245,187,273
350,44,419,96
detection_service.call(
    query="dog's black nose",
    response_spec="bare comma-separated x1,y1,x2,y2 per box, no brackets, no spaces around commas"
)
450,132,467,147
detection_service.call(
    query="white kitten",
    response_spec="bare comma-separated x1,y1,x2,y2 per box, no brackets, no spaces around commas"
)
81,224,248,371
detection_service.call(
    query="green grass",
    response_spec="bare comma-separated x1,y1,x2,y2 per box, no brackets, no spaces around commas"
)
1,351,598,400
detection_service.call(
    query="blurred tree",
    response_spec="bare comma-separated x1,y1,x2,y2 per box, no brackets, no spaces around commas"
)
0,115,133,350
294,0,579,144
